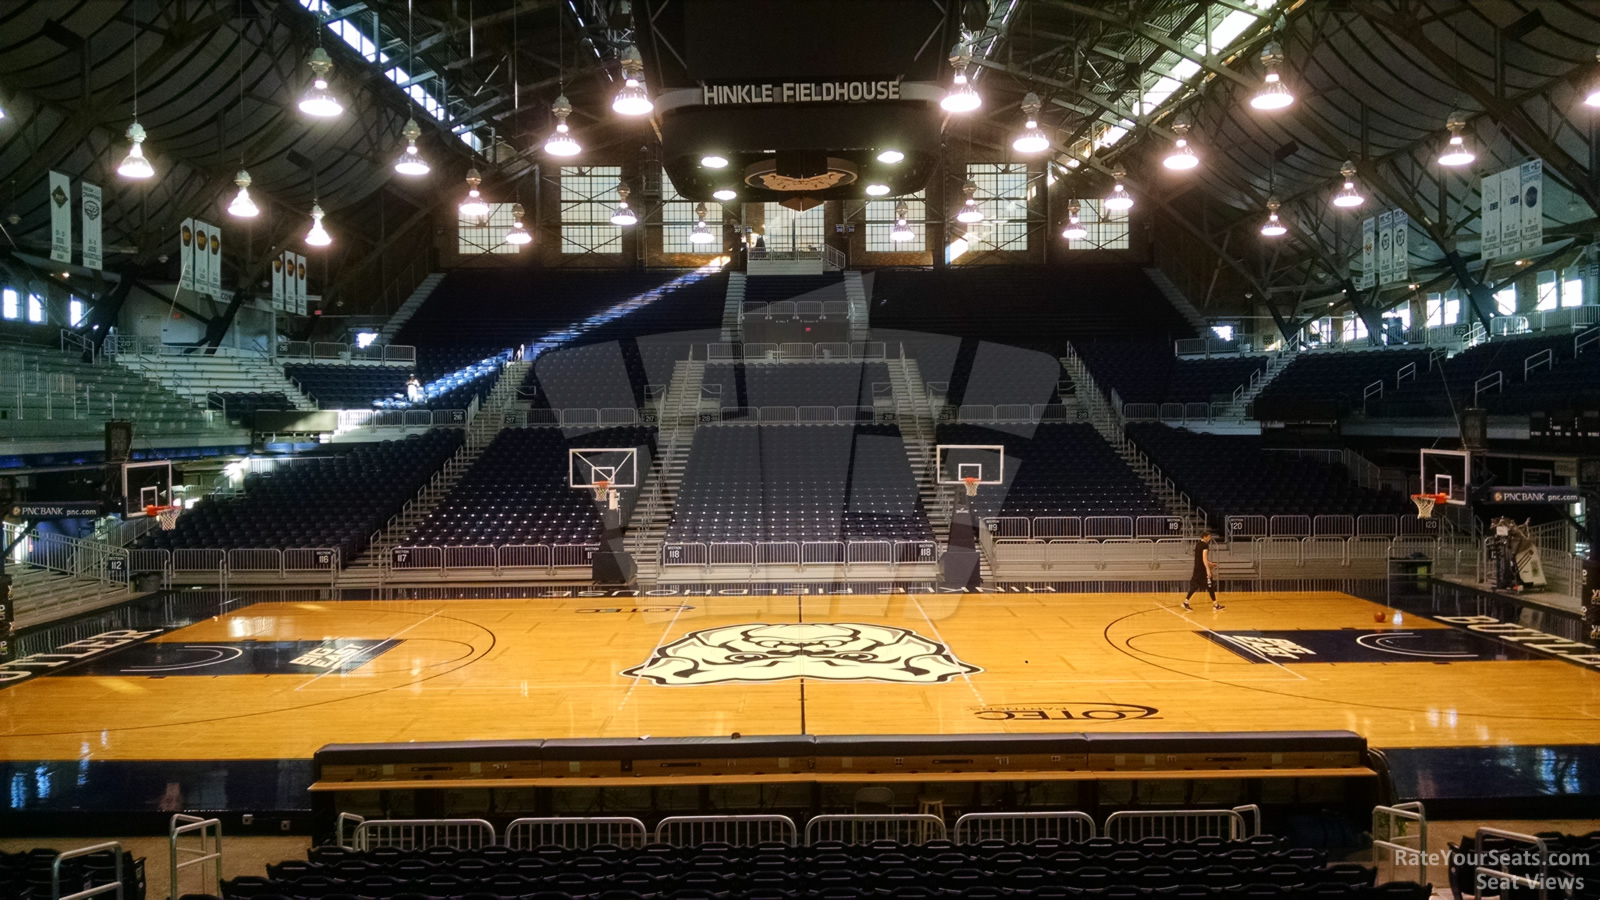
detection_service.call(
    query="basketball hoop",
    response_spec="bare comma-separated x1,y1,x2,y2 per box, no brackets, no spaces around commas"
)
145,504,181,530
962,476,980,497
1410,492,1449,519
592,479,611,504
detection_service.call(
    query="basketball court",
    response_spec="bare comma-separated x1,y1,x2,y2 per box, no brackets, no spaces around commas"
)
4,587,1597,767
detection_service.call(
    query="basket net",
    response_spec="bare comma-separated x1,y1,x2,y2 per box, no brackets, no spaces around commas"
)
1410,493,1448,519
592,479,611,502
145,504,181,530
962,476,980,497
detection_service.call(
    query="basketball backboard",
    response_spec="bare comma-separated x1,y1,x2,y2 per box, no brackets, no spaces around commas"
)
1419,449,1470,506
935,445,1005,488
569,448,639,490
122,460,174,517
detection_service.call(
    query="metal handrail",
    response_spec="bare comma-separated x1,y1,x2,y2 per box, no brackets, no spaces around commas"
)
1372,802,1427,886
169,814,222,900
1473,826,1549,900
654,815,798,847
953,811,1097,844
52,841,124,900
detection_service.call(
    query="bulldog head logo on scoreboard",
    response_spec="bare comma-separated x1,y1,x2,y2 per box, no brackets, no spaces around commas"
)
623,623,980,685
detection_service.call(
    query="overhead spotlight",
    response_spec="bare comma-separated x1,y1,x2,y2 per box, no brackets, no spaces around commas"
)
1062,201,1087,240
305,201,331,247
689,203,715,245
116,120,154,180
956,180,983,223
865,183,891,197
1437,111,1476,167
1103,166,1133,211
612,44,653,116
1587,48,1600,106
227,170,258,218
394,118,429,176
1012,92,1050,154
1332,160,1365,208
712,188,738,202
941,39,981,113
890,201,914,242
1250,42,1294,111
877,149,905,163
505,203,532,245
610,184,637,226
1260,197,1286,237
459,168,490,224
298,47,343,118
1163,122,1199,170
544,94,580,156
700,155,729,168
0,97,6,121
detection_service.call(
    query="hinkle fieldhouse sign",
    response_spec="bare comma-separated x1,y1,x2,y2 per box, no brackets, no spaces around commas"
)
702,80,902,106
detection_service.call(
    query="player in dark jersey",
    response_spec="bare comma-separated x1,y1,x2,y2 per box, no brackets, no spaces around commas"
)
1183,531,1224,611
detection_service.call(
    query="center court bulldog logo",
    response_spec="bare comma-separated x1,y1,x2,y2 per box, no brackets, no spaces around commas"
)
623,623,980,685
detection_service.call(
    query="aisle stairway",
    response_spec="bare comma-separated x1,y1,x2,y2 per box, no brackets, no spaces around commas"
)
340,360,529,580
1142,267,1208,337
721,273,746,342
626,359,706,584
886,356,986,580
844,271,870,342
378,272,446,343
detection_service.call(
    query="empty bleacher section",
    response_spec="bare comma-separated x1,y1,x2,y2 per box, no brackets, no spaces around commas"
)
1126,424,1412,534
107,342,315,412
286,352,505,410
1369,329,1597,416
700,362,888,413
207,390,292,423
870,266,1196,356
663,424,934,564
1,342,233,442
136,430,462,564
521,340,694,412
938,422,1164,535
1078,340,1264,413
404,426,653,553
0,844,142,900
1252,348,1432,417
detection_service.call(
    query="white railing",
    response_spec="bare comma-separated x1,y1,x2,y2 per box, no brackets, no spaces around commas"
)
336,814,496,850
169,815,222,900
654,815,799,847
333,408,470,431
3,523,130,586
130,547,339,583
953,812,1097,844
1103,807,1255,841
504,817,649,850
51,841,126,900
276,341,417,363
390,543,596,572
661,539,936,569
803,814,947,846
1473,827,1551,900
705,341,886,361
1372,803,1428,887
989,534,1443,572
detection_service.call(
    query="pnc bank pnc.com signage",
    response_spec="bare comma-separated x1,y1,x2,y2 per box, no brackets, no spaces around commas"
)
702,79,903,106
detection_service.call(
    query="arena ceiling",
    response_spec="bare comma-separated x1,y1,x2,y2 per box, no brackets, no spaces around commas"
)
0,0,1596,332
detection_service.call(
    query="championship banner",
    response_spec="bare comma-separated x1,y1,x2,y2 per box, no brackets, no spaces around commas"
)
271,253,285,309
1389,211,1408,284
297,254,308,314
1376,210,1394,285
81,182,103,271
208,224,223,297
197,221,215,296
48,171,72,264
179,218,197,291
1501,166,1522,255
1480,172,1502,260
1519,159,1543,251
1359,216,1376,290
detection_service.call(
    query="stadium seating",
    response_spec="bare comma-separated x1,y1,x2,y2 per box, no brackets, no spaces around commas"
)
1253,349,1432,415
220,832,1433,900
286,355,505,410
0,846,142,900
1447,828,1600,900
1,343,226,439
138,430,462,560
1370,331,1585,417
745,273,846,305
521,342,696,411
935,422,1163,521
1126,424,1410,524
406,426,654,547
700,363,890,411
665,424,933,544
208,391,291,423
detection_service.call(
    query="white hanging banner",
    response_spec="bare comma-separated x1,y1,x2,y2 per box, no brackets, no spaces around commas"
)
48,171,72,264
179,218,197,291
1377,210,1394,285
271,252,285,309
194,220,213,295
1389,211,1409,284
1479,172,1502,260
207,222,223,297
295,253,308,314
1501,166,1523,257
81,182,103,271
1359,216,1376,290
1519,159,1543,252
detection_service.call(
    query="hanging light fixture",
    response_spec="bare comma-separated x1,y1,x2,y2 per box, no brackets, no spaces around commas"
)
1062,201,1087,240
1103,166,1133,211
956,181,984,223
1260,197,1287,237
459,168,490,224
394,118,429,176
117,120,154,180
689,202,714,244
890,201,914,242
1587,48,1600,106
712,188,737,202
305,201,331,247
299,47,344,118
877,149,904,163
1250,41,1294,111
612,44,653,116
610,184,638,226
1163,122,1199,170
1437,111,1476,167
544,94,580,156
1012,92,1050,154
505,203,532,245
941,38,981,113
865,183,891,197
1332,160,1365,208
227,170,259,218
